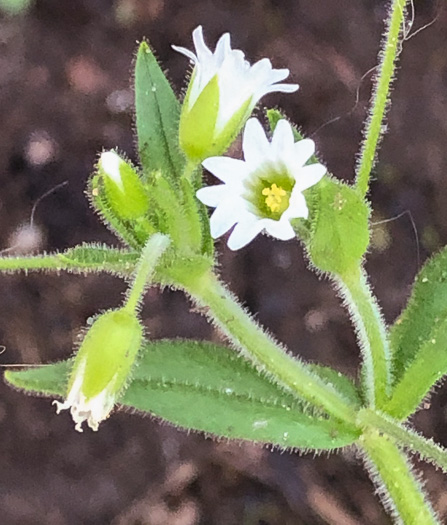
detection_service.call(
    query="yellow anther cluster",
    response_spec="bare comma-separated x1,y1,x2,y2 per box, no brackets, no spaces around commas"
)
262,183,287,212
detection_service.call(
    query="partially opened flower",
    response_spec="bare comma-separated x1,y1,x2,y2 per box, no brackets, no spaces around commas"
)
173,26,298,162
98,151,149,221
196,118,326,250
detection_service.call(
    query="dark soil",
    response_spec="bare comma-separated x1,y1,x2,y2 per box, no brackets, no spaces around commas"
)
0,1,446,524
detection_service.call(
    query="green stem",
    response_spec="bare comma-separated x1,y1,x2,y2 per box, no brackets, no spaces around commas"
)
124,234,170,313
182,159,200,184
0,253,64,272
337,266,391,408
182,270,357,425
356,0,409,197
361,431,439,524
358,409,447,474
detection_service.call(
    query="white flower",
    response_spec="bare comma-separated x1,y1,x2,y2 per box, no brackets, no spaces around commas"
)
53,358,116,432
196,118,326,250
173,26,299,161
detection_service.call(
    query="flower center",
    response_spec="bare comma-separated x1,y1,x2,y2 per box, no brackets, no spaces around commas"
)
262,183,287,213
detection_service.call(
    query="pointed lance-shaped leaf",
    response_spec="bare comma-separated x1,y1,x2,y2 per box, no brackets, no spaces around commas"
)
135,41,185,181
385,247,447,419
5,340,360,450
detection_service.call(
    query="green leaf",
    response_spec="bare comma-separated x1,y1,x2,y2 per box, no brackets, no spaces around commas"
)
384,247,447,419
135,42,185,181
310,364,361,407
5,340,360,450
307,177,370,275
390,246,447,381
58,243,139,274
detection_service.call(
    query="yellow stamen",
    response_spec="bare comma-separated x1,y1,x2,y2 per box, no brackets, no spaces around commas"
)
262,183,287,212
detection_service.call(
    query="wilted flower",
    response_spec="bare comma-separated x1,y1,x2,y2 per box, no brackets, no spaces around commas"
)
196,118,326,250
173,26,298,162
54,308,143,431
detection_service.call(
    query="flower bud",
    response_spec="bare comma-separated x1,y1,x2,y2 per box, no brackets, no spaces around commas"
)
54,308,143,431
98,151,149,221
173,26,298,162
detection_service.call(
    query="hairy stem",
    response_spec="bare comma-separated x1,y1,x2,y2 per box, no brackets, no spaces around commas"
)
358,409,447,474
182,270,357,425
356,0,409,197
124,234,170,313
361,431,439,524
336,266,391,408
0,253,65,272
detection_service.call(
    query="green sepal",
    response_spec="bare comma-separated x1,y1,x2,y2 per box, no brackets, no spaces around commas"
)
307,177,370,275
267,108,304,145
73,309,143,399
135,41,185,181
150,174,192,254
5,340,360,450
179,74,220,161
179,177,213,255
89,173,143,248
179,73,251,162
99,153,150,221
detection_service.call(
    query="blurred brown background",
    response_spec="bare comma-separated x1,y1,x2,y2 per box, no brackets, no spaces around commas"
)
0,0,446,523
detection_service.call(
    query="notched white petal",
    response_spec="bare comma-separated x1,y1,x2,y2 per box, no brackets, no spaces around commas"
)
209,199,241,238
243,118,270,164
227,219,264,251
297,163,327,191
263,219,296,240
283,191,309,220
196,185,229,207
271,120,295,156
202,157,247,184
293,138,315,165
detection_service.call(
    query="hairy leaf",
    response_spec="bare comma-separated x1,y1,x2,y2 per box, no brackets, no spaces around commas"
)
5,340,360,450
59,243,139,274
135,42,185,181
385,247,447,418
390,246,447,381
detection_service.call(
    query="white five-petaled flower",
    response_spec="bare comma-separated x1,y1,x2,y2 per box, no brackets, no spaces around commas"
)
196,118,327,251
173,26,299,161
